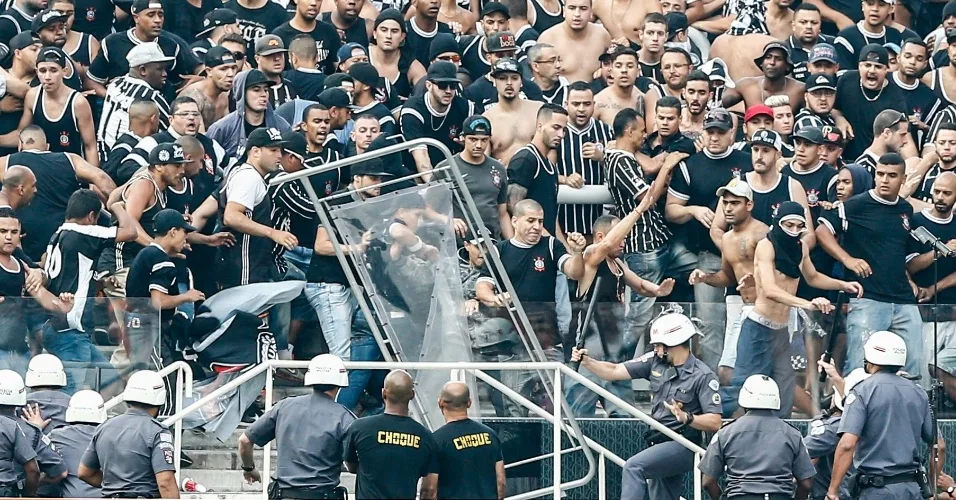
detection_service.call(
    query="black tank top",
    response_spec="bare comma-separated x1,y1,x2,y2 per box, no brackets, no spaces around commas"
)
373,51,415,106
33,89,83,155
117,174,166,268
930,70,956,106
66,33,95,67
576,258,625,304
530,0,563,33
749,174,795,226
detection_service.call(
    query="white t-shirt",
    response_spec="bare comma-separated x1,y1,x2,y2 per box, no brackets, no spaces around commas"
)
225,165,267,211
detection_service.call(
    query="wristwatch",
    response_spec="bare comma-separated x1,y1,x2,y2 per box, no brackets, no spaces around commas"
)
241,465,255,472
946,486,955,498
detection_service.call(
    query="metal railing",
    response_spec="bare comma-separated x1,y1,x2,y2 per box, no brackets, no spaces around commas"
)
161,360,707,499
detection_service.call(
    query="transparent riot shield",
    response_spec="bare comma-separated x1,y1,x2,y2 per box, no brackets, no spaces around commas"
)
327,183,477,428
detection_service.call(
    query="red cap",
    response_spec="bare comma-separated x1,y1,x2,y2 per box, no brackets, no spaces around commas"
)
744,105,774,123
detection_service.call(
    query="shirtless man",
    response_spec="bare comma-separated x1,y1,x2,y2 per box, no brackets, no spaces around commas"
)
483,58,542,164
594,48,644,126
407,0,476,34
721,41,806,112
590,0,634,40
689,180,767,385
720,200,861,418
619,0,661,44
179,46,237,131
537,0,610,83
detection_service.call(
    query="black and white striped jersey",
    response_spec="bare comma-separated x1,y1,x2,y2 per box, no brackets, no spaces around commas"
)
556,118,612,235
603,148,670,254
97,76,170,158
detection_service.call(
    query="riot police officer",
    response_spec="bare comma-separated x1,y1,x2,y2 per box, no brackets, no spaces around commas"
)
699,375,815,499
0,369,67,493
24,353,71,434
804,367,869,500
570,312,723,500
827,331,935,500
78,370,179,498
49,390,105,498
0,370,40,497
239,354,355,500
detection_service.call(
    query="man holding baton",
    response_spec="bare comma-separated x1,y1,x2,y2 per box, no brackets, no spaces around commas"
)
570,312,722,500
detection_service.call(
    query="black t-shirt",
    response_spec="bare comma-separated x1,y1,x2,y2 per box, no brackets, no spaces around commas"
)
399,94,474,168
834,23,905,70
72,0,114,39
284,67,327,101
834,70,908,160
272,21,342,74
406,18,452,68
10,151,84,261
668,148,753,254
126,243,179,318
320,11,369,46
458,35,490,80
914,163,955,203
638,60,662,84
782,161,838,222
432,419,503,500
819,190,915,303
889,72,940,148
344,413,440,500
306,189,356,285
0,6,32,54
88,30,202,88
507,144,559,235
223,0,289,53
479,236,569,303
45,223,117,332
908,209,956,305
164,0,223,43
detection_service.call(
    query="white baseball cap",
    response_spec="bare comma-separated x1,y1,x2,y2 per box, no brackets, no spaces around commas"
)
127,42,174,68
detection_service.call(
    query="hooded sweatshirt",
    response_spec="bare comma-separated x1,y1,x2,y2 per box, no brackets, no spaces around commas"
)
206,70,291,158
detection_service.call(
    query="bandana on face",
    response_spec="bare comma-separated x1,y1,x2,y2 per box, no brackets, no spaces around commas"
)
769,201,806,279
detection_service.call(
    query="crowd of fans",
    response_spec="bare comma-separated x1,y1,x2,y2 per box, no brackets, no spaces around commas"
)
0,0,954,494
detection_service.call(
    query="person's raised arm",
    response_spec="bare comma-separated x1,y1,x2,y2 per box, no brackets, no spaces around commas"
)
69,153,116,200
570,347,633,380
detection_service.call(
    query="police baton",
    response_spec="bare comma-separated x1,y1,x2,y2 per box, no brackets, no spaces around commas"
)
571,277,603,372
818,291,848,385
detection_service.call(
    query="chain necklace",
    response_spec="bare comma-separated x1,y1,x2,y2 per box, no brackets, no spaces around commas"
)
860,79,884,102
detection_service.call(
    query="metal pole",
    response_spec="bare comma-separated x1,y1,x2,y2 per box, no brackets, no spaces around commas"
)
694,453,702,500
161,362,268,426
598,454,606,500
173,369,183,483
262,366,274,498
553,367,561,500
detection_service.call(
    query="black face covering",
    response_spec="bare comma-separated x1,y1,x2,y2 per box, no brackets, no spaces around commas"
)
768,201,806,279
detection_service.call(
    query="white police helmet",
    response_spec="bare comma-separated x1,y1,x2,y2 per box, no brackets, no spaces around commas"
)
738,375,781,410
863,331,907,367
0,370,26,406
304,354,349,387
834,368,870,411
649,313,699,347
66,390,106,424
123,370,167,406
26,353,67,388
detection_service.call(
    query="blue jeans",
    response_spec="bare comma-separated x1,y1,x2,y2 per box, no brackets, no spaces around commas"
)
284,249,315,323
42,325,109,394
555,272,571,337
0,350,27,375
177,281,195,321
721,314,795,418
336,308,385,412
623,240,698,352
845,298,923,379
305,282,358,360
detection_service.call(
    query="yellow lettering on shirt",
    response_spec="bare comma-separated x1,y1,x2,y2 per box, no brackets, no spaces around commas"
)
452,432,492,450
376,431,422,448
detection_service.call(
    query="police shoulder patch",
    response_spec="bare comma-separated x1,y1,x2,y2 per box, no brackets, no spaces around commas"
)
40,434,51,446
159,432,173,443
809,420,826,436
638,352,655,362
844,394,856,406
712,393,721,405
708,379,719,391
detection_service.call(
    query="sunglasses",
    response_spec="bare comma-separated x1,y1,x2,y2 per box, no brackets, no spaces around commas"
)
232,51,246,61
436,54,460,63
435,82,457,90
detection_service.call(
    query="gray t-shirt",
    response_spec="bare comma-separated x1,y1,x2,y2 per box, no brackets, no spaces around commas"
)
436,154,508,238
81,408,175,497
245,391,355,491
839,371,934,476
49,423,100,498
27,390,70,435
699,410,815,497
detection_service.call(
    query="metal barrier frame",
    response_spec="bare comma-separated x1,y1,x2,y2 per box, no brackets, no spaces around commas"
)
160,360,705,499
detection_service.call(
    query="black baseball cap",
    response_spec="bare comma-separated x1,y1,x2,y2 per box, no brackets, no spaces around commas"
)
31,9,68,33
9,32,40,52
154,208,197,234
317,87,354,109
808,43,838,64
36,46,67,68
324,73,354,90
793,126,825,144
703,108,733,131
148,142,189,165
805,72,837,92
427,61,459,83
480,1,510,18
486,31,517,53
131,0,163,14
352,158,391,177
246,127,287,148
820,125,844,146
947,27,956,44
244,69,271,90
751,129,782,150
281,131,307,160
196,8,237,38
462,115,492,136
204,46,237,68
255,34,287,56
665,12,688,40
490,57,520,76
348,62,379,88
858,43,889,65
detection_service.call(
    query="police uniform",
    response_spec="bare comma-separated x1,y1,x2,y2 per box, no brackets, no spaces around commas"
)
838,371,933,499
49,423,100,498
344,413,440,500
433,418,503,499
244,392,355,499
699,409,815,498
620,350,722,500
0,410,67,493
805,411,850,500
80,408,176,498
26,390,70,435
0,414,37,497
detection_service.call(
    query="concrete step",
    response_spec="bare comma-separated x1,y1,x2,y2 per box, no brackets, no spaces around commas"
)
181,469,356,494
